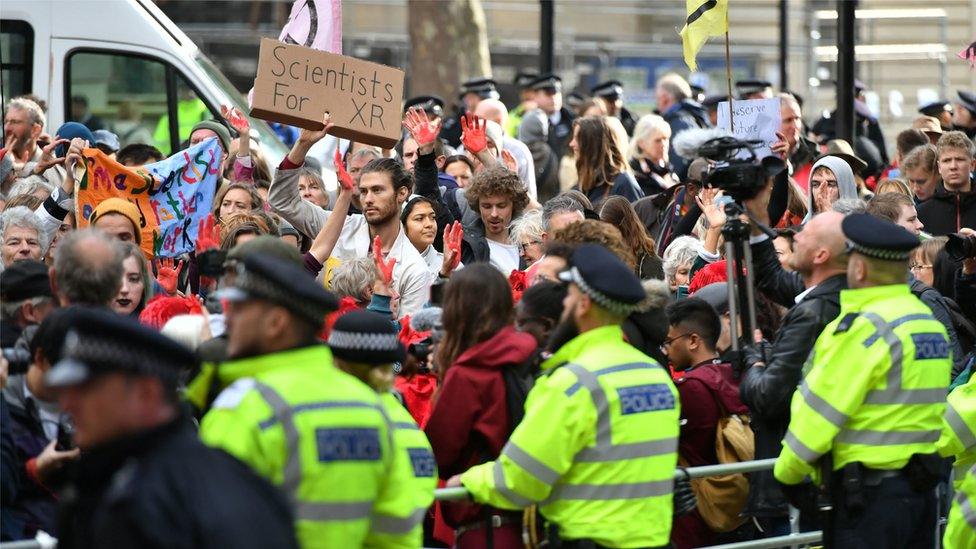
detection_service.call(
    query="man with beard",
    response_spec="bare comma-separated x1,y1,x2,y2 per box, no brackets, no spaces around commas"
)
737,203,849,535
448,244,681,548
3,98,45,178
268,115,430,318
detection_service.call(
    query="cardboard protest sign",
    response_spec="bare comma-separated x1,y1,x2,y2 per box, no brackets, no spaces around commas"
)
76,150,159,258
716,97,782,159
251,37,404,148
145,138,223,257
76,138,223,258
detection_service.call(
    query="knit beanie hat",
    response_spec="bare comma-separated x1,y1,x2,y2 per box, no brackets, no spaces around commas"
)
89,198,142,244
688,260,729,294
190,121,232,153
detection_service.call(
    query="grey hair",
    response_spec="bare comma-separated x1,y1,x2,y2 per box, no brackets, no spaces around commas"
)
542,194,584,231
9,175,54,199
779,92,801,113
0,206,49,253
508,209,545,247
656,73,691,102
662,235,702,285
628,114,671,161
329,256,379,303
53,228,125,306
350,147,382,164
161,314,209,351
831,198,867,215
1,296,52,320
6,98,46,129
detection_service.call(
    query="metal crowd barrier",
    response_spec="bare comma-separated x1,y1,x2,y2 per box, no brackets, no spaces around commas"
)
0,460,822,549
432,458,823,549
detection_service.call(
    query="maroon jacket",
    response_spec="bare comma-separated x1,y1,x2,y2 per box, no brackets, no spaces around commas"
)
672,360,749,549
424,325,537,527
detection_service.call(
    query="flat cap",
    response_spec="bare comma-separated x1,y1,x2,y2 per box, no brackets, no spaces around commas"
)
92,130,120,153
842,213,919,261
918,100,952,118
687,157,711,183
514,71,539,89
527,73,563,92
957,90,976,116
591,80,624,99
45,308,197,388
691,282,729,315
403,95,444,118
0,260,51,302
226,235,302,265
328,310,405,365
558,244,644,314
218,253,338,327
823,139,867,175
459,78,499,100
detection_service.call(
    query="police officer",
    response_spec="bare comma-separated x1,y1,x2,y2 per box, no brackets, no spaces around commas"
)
449,244,680,548
918,100,953,131
943,463,976,548
49,308,297,549
734,79,774,100
591,80,637,136
327,310,437,548
198,253,412,548
527,73,576,160
441,78,500,148
937,375,976,490
508,71,539,137
774,213,951,549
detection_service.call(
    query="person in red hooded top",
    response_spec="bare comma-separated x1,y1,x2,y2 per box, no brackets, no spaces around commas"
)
424,263,537,548
665,297,750,549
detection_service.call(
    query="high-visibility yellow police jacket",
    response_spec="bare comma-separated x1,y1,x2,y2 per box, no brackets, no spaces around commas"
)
461,325,680,548
937,375,976,489
944,463,976,549
369,392,437,548
775,284,951,485
199,345,414,549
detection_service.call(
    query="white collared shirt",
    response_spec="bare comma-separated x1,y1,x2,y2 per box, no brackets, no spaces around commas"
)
794,285,817,304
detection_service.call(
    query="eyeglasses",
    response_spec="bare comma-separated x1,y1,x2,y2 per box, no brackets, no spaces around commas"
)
518,240,543,254
909,264,933,271
661,333,693,348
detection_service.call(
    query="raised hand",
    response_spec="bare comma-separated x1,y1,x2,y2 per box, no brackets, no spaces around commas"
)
155,258,185,296
440,221,464,276
401,108,442,154
34,138,69,174
297,113,334,145
460,114,488,154
770,131,791,160
334,148,355,191
695,187,727,230
220,105,250,136
372,235,396,286
196,213,220,253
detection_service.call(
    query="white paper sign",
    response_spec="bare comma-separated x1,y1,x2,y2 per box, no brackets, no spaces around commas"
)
716,98,782,159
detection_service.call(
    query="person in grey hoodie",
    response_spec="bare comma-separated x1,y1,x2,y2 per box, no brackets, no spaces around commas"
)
804,155,859,223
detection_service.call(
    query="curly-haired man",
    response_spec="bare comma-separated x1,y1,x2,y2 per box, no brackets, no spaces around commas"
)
463,166,530,274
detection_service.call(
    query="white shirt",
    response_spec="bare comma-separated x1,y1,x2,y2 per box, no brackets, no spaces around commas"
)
794,285,817,305
487,239,520,276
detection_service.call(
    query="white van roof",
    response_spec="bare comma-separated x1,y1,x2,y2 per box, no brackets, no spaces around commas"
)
4,0,200,57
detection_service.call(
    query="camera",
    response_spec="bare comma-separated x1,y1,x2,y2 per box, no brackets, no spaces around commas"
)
1,347,31,375
698,136,784,201
946,232,976,261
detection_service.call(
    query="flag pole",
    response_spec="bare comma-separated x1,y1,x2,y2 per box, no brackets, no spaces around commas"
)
724,9,733,132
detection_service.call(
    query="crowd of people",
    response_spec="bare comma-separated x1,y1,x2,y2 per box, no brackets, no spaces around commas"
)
0,66,975,549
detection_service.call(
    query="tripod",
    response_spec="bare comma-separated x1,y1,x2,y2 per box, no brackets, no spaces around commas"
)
720,200,776,355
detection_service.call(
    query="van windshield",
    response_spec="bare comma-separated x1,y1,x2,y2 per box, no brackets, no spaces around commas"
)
193,51,288,163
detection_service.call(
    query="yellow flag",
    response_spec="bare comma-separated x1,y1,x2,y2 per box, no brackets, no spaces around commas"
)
679,0,729,71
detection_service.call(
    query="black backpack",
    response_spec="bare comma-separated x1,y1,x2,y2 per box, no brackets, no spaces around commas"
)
502,350,543,433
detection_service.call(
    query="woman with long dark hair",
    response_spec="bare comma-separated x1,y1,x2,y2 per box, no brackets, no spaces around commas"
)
424,264,537,547
600,195,664,280
570,116,644,209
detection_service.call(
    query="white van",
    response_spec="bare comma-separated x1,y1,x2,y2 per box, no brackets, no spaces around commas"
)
1,0,287,163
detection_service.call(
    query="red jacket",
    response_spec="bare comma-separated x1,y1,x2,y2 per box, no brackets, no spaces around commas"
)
424,325,537,527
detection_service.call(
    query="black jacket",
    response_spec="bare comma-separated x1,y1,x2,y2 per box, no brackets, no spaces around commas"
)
739,238,847,517
547,107,576,160
915,182,976,236
909,276,967,377
57,418,297,549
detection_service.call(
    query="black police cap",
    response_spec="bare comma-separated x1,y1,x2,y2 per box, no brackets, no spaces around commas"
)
918,100,952,117
403,95,445,117
527,73,563,92
957,90,976,116
591,80,624,99
45,308,198,388
514,71,539,89
734,79,772,97
558,244,644,314
0,260,51,302
842,213,919,261
328,310,405,365
459,78,499,99
219,253,339,328
702,94,728,109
